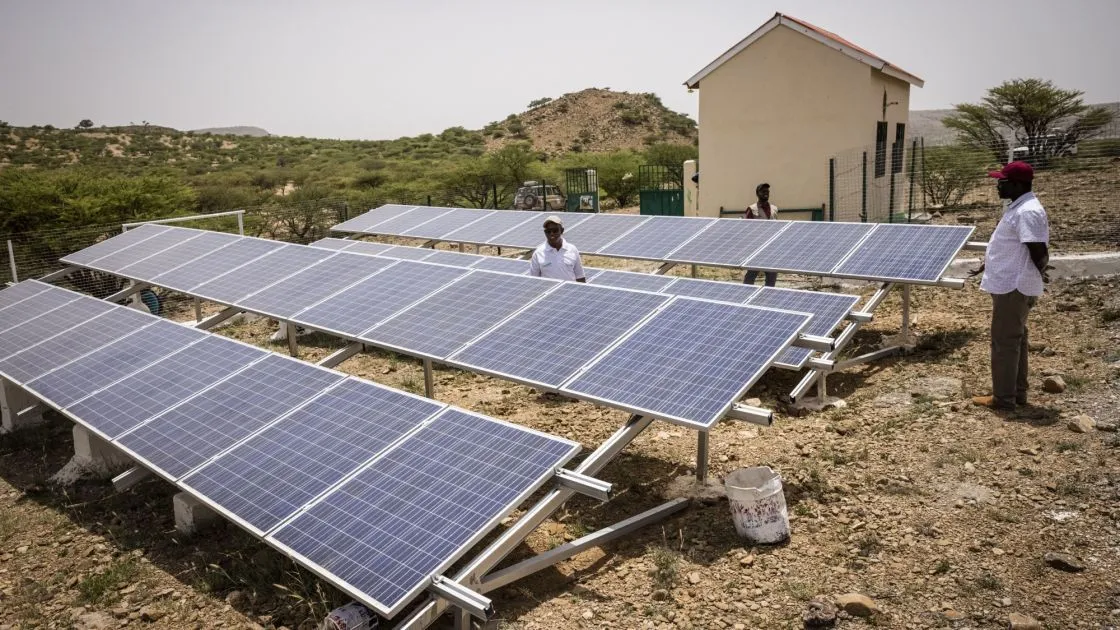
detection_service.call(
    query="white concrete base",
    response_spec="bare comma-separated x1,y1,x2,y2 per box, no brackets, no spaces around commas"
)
268,322,311,342
662,475,725,503
793,396,848,412
174,492,222,536
49,425,133,485
1,378,45,433
949,252,1120,280
881,332,917,352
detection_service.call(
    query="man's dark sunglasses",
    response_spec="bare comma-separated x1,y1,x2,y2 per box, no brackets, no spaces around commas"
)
543,227,562,234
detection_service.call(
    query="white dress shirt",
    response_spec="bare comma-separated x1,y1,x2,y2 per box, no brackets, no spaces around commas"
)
529,240,585,281
980,192,1049,296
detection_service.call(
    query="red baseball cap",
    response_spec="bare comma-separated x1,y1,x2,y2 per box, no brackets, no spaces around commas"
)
988,161,1033,183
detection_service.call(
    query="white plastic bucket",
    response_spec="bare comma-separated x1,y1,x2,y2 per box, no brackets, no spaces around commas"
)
320,603,377,630
725,466,790,544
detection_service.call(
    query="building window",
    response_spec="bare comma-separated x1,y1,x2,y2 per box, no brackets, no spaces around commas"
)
891,123,906,174
874,121,888,178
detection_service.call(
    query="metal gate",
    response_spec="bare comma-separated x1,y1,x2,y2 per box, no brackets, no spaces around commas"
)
564,168,600,213
638,165,684,216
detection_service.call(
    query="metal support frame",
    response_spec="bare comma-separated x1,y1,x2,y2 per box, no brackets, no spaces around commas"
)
690,264,697,278
195,306,241,331
726,403,773,427
964,241,988,252
286,322,298,357
654,262,676,276
38,267,77,283
122,209,246,232
554,469,612,502
423,359,434,398
901,285,911,340
104,281,150,303
427,577,493,622
792,333,835,353
7,240,18,283
695,432,709,482
193,297,202,322
318,342,364,369
112,466,151,492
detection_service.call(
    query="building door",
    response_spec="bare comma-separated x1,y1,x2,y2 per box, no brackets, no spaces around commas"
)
638,165,684,216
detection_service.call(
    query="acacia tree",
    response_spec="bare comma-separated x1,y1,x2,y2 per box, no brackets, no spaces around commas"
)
77,119,93,129
943,79,1114,163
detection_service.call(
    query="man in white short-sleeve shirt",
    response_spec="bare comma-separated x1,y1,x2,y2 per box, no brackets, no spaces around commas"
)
529,215,586,282
971,161,1050,412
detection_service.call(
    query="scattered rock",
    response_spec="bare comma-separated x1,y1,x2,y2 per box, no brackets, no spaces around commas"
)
1097,419,1119,433
943,609,966,621
1044,552,1086,572
1007,612,1042,629
138,606,165,622
803,597,838,627
651,589,669,601
835,593,879,618
581,609,594,620
1067,415,1095,433
910,376,963,401
226,589,251,609
1042,376,1066,393
874,391,913,408
1027,342,1046,352
964,462,976,474
74,612,116,630
687,571,701,585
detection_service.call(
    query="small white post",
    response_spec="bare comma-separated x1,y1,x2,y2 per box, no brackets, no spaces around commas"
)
6,240,17,283
236,212,245,236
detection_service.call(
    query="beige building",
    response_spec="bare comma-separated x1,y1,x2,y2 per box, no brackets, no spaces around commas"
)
685,13,923,221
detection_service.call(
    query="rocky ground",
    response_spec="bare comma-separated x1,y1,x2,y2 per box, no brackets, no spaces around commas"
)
1,258,1118,630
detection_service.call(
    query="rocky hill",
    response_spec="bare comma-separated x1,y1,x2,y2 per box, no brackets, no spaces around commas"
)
190,126,270,137
481,88,697,155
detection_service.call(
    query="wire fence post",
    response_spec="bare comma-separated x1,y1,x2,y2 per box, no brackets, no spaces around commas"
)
860,151,868,223
828,158,835,222
7,240,18,283
426,195,432,206
908,138,917,223
492,183,499,209
236,212,244,236
919,137,926,216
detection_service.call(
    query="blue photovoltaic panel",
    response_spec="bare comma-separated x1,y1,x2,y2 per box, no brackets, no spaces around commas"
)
308,238,357,251
61,224,171,267
0,285,82,332
0,296,115,360
402,208,494,239
564,299,809,429
341,241,395,256
83,229,206,274
295,261,467,338
441,210,537,245
0,281,52,312
377,246,436,261
743,221,873,274
599,217,715,260
832,224,974,283
332,205,418,233
490,213,592,249
268,408,578,618
150,237,283,293
590,269,676,293
452,283,669,388
0,307,153,385
360,207,454,235
117,230,239,279
240,253,392,319
666,219,788,267
661,278,760,303
184,379,443,534
582,268,605,282
747,288,859,368
191,245,334,305
68,336,265,439
422,250,487,267
366,272,557,359
563,214,647,252
26,320,206,408
470,256,528,275
116,355,345,480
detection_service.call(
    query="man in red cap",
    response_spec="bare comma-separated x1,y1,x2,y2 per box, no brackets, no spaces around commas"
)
971,161,1050,412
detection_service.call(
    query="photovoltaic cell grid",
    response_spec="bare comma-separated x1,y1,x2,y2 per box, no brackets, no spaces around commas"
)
833,224,975,283
589,269,677,293
564,300,810,429
268,408,579,618
598,217,715,260
743,221,873,274
60,223,171,267
563,214,647,252
422,250,487,266
341,241,396,257
240,253,392,319
665,219,788,267
0,295,115,360
294,262,467,338
332,204,418,233
489,212,592,248
361,207,454,235
191,245,334,305
82,229,206,274
365,272,558,359
308,237,357,251
378,246,436,261
402,208,494,239
116,355,345,481
451,283,670,388
469,256,528,275
151,237,283,293
0,280,52,312
747,288,859,368
0,286,84,333
117,230,240,280
440,210,538,244
184,378,444,534
661,278,760,304
68,336,266,439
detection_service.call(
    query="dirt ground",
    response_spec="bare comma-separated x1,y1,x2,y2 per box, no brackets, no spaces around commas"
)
2,249,1119,630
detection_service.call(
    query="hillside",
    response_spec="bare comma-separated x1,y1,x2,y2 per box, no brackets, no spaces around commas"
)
191,126,270,137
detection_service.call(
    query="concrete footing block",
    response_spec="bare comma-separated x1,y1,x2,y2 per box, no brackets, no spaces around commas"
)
174,493,222,536
50,425,134,485
1,378,44,433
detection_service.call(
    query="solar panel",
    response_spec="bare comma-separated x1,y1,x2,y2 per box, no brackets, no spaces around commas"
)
268,408,578,618
81,228,207,274
470,256,528,275
598,217,715,260
117,230,240,280
332,205,418,233
183,379,443,534
67,335,266,439
422,250,487,267
743,222,873,274
0,307,153,385
563,214,647,252
190,245,334,305
490,213,592,249
451,283,670,388
589,269,677,293
582,268,606,282
0,285,83,332
661,277,760,303
441,210,538,245
294,261,467,338
832,224,974,283
338,241,394,256
308,237,357,251
563,299,809,429
746,288,859,368
0,281,52,313
665,219,788,267
240,253,393,319
61,224,171,267
365,272,558,359
150,237,283,293
377,246,437,261
402,208,495,240
25,320,206,408
0,295,115,360
116,355,345,481
360,207,455,235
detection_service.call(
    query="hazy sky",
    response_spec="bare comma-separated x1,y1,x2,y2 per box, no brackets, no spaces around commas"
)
2,0,1116,140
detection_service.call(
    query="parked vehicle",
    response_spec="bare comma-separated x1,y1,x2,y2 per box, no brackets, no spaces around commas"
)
513,181,565,211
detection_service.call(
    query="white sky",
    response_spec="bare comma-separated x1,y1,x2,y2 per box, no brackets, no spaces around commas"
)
1,0,1117,139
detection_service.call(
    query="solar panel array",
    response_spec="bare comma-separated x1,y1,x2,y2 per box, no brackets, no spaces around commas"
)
331,205,975,285
0,280,578,619
61,225,812,428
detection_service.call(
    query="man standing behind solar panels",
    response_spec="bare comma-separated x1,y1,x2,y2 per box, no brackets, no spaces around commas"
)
529,215,587,282
743,182,778,287
970,161,1050,413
